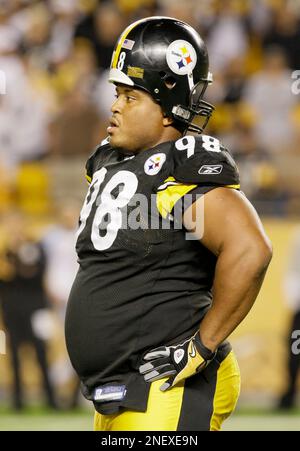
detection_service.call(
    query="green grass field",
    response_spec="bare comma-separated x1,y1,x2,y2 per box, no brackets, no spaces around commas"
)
0,407,299,431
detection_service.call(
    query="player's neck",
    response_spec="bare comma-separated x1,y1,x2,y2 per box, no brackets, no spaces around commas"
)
145,127,182,152
116,128,182,155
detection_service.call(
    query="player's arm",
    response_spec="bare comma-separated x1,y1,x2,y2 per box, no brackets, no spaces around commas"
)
183,187,273,353
139,136,272,391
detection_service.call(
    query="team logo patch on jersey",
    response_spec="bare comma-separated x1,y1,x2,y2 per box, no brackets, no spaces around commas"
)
93,385,127,402
166,40,197,75
144,153,166,176
198,165,223,175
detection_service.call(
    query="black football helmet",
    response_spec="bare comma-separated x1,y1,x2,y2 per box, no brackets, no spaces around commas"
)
109,16,214,134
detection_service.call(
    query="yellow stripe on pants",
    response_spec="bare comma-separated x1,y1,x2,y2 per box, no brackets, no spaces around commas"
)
210,351,241,431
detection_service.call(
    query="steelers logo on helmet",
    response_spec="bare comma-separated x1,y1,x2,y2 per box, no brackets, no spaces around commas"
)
166,39,197,76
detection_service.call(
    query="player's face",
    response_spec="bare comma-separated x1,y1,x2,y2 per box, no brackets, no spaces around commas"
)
108,85,168,153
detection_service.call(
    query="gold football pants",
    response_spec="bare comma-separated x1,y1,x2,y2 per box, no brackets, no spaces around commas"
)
94,350,240,431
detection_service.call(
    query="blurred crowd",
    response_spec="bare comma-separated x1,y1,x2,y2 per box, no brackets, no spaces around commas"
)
0,204,81,410
0,0,300,410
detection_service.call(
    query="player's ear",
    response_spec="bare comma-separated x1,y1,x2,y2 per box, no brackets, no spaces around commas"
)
162,113,173,127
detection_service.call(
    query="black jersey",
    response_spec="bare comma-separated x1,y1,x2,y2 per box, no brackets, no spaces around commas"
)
65,134,240,414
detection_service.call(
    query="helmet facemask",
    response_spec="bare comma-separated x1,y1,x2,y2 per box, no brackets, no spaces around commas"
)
171,78,215,135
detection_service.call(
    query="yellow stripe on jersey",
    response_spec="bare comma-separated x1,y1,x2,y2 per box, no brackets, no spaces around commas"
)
156,178,241,219
156,178,197,219
156,176,180,191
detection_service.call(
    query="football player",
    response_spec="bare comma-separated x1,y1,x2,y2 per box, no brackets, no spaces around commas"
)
65,17,272,431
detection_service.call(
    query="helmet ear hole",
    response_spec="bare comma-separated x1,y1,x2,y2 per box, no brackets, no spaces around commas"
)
159,71,176,90
164,76,176,90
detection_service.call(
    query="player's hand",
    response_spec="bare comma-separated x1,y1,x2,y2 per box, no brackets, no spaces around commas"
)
139,331,216,391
